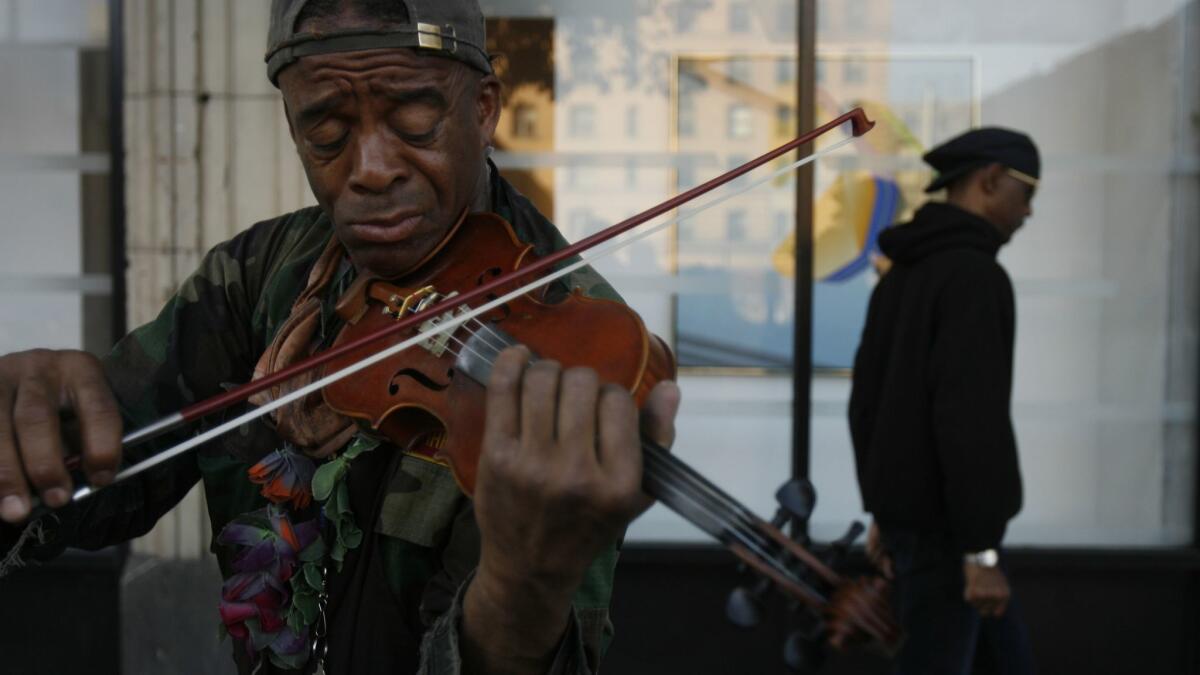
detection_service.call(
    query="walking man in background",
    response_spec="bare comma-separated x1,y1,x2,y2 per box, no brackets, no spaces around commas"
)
849,128,1039,674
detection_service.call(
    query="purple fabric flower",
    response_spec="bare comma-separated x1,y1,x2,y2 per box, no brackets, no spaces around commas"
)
217,507,323,654
218,508,321,579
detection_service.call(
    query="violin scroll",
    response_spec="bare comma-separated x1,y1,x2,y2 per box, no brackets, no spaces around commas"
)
826,575,901,652
725,478,901,669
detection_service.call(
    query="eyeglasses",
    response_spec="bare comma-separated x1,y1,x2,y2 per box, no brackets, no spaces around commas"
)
1006,168,1038,201
1006,168,1038,189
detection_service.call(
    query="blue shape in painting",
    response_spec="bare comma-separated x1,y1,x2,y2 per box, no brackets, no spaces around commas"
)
675,176,900,371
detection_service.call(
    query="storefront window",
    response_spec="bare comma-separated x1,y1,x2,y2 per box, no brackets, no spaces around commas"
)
0,0,114,356
483,0,803,542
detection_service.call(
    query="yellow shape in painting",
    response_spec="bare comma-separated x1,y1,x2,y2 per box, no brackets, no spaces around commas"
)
773,171,878,280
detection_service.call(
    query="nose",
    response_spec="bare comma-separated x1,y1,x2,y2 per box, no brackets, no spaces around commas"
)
349,127,409,194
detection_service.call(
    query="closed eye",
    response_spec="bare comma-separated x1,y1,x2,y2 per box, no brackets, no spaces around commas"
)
401,123,441,146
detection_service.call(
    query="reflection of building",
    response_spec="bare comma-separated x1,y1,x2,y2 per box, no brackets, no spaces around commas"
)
487,19,556,217
543,2,800,257
676,54,799,274
486,0,978,369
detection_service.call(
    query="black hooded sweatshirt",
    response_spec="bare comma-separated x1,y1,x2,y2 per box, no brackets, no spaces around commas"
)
849,202,1023,552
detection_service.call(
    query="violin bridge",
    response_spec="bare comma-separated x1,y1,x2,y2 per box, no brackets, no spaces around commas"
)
417,292,468,358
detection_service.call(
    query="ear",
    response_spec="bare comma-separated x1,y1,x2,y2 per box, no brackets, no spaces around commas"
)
979,163,1006,195
476,73,502,151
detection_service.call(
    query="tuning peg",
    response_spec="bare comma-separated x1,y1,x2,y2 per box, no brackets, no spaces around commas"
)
726,575,773,628
774,478,817,525
725,584,764,628
832,520,865,548
823,520,866,569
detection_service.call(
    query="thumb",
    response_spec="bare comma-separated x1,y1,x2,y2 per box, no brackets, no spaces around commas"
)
640,380,681,450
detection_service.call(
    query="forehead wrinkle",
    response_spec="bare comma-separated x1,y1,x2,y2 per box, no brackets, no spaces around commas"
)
367,69,461,109
301,48,454,79
291,78,355,127
300,55,460,100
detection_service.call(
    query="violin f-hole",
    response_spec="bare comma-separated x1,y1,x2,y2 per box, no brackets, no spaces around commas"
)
389,368,452,395
476,267,511,322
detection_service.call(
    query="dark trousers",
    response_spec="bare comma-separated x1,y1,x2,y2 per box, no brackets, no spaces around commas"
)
882,530,1036,675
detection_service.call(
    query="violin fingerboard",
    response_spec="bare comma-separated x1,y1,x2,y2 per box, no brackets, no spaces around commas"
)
455,324,523,386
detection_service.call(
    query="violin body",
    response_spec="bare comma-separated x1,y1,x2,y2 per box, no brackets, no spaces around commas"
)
321,212,674,494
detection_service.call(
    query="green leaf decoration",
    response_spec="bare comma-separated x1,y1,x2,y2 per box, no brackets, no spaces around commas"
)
333,481,351,517
286,607,304,635
338,523,360,550
303,563,323,590
343,435,379,461
293,590,319,625
311,457,346,502
299,536,326,563
339,523,364,550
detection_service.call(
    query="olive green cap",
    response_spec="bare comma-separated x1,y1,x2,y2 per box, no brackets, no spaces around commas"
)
266,0,493,86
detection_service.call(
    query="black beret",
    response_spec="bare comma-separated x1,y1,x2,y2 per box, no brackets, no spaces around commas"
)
923,127,1041,193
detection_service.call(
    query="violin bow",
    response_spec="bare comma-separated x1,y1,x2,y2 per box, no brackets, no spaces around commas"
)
64,108,875,504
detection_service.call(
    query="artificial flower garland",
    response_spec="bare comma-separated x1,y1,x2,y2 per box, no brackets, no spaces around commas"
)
217,435,379,670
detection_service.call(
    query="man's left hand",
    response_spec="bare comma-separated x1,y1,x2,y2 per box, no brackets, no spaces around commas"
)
463,346,680,673
963,562,1011,618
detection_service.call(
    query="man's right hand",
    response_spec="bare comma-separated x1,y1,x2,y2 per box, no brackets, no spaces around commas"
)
0,350,123,524
866,521,893,578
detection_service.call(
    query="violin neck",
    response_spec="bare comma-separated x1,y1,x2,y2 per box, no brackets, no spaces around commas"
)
639,437,763,547
641,437,838,605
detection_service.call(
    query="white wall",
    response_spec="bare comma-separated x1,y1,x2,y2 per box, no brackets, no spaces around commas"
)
809,0,1199,546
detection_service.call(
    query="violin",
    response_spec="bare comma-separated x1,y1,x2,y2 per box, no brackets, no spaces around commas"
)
319,209,900,654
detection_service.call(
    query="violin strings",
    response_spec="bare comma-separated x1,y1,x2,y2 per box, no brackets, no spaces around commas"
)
420,313,777,540
637,446,826,600
639,448,814,592
448,318,776,547
412,311,770,538
399,309,809,591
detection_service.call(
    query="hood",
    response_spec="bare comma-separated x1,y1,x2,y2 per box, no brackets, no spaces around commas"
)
878,202,1007,264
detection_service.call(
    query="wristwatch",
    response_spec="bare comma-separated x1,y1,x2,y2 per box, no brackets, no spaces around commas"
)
963,549,1000,567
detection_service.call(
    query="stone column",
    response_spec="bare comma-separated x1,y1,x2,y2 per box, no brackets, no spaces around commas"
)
123,0,313,558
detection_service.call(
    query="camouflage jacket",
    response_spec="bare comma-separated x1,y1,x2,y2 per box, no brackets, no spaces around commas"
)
0,168,622,674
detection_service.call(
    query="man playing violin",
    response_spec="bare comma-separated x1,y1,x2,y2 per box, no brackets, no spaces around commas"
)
0,1,680,673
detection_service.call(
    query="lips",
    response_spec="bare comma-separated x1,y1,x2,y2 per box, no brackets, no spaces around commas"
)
346,213,425,244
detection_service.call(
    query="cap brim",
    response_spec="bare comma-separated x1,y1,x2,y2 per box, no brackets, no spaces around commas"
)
267,27,493,85
923,160,987,193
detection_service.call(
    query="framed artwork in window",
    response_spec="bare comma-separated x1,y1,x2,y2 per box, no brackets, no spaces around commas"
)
671,53,978,372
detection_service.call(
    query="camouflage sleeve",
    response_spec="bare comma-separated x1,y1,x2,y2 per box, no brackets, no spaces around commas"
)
0,216,296,571
418,577,603,675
